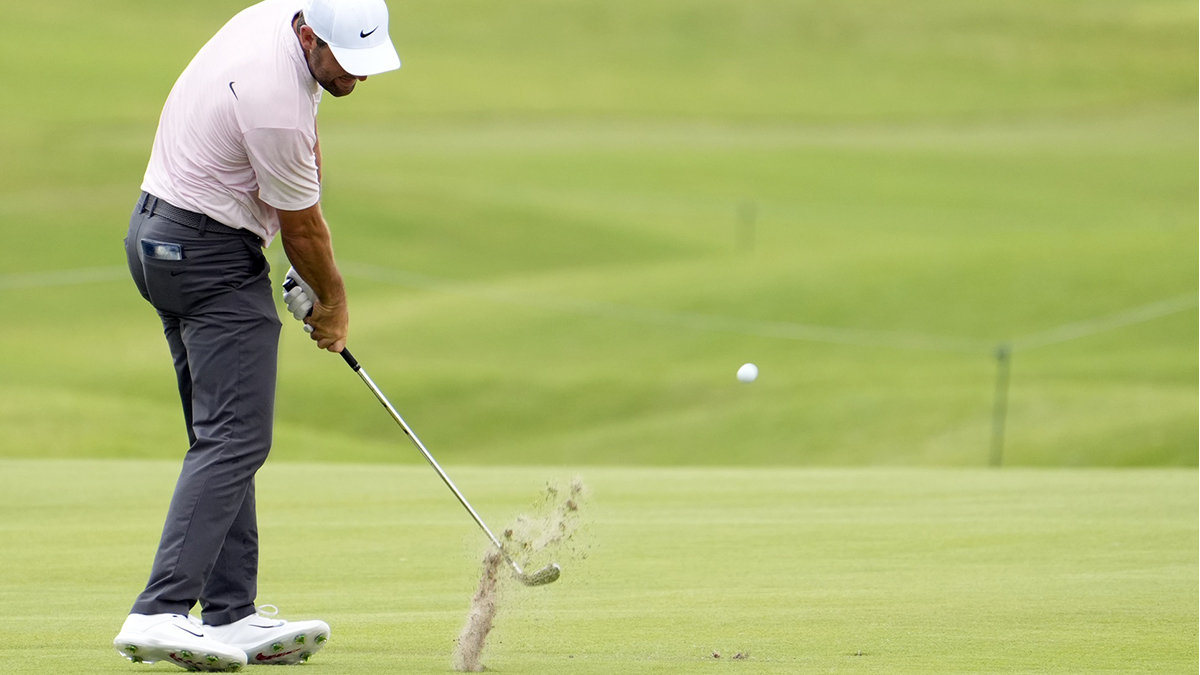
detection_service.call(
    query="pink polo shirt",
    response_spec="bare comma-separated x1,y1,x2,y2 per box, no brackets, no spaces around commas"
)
141,0,322,246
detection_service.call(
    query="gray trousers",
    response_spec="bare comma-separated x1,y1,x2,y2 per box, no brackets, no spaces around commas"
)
124,193,281,625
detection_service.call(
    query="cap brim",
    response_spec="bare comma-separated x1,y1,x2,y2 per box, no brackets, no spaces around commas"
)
330,41,401,77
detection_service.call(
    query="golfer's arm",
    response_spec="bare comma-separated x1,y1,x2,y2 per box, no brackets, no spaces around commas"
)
278,202,344,308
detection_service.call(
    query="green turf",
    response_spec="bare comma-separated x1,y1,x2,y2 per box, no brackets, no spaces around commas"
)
0,459,1194,674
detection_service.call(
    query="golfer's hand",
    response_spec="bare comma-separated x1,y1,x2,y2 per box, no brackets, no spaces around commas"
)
307,299,348,352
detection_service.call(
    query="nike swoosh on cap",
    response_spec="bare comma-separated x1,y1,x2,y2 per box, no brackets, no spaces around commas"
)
359,27,377,38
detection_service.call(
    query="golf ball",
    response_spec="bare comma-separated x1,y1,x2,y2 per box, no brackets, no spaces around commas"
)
737,363,758,383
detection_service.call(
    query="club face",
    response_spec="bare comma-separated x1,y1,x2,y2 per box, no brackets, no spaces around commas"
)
517,563,561,586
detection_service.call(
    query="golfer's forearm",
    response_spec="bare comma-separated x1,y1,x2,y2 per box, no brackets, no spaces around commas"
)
278,203,345,307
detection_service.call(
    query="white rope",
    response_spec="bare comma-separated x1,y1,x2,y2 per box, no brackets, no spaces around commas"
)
1011,294,1198,352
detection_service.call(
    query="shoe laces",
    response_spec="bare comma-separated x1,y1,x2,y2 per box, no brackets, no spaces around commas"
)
255,604,280,618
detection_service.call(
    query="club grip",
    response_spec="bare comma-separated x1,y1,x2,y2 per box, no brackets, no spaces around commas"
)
286,276,354,368
340,347,360,371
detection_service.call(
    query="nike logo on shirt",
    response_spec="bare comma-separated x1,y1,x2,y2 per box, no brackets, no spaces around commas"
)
360,27,377,38
228,81,238,99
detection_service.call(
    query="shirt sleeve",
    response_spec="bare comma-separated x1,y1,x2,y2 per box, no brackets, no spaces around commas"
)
243,127,321,211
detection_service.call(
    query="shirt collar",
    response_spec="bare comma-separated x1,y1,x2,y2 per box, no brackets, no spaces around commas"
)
285,13,320,99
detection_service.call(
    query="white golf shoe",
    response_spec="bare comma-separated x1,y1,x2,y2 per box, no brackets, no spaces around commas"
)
203,606,330,665
113,613,247,672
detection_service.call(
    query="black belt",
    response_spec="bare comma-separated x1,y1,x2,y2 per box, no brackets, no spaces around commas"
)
137,192,258,240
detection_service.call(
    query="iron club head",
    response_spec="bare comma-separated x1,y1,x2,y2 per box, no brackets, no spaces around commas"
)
515,562,561,587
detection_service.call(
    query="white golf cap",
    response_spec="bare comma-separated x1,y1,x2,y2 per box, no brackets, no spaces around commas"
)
304,0,401,77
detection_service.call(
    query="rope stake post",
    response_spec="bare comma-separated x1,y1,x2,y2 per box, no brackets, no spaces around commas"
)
989,343,1012,467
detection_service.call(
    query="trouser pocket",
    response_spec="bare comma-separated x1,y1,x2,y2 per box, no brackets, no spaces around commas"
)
141,254,193,316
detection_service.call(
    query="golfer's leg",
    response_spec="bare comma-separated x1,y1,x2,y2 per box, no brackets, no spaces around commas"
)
131,261,280,619
191,265,279,624
196,264,280,624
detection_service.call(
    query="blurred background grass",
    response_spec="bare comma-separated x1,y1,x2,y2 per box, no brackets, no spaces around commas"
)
0,0,1195,466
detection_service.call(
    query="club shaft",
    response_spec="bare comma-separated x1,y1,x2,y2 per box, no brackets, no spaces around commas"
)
340,349,523,574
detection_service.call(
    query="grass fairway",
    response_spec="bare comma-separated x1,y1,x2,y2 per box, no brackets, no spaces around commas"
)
1,459,1194,674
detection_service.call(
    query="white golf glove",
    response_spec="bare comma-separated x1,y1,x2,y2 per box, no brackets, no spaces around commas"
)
283,267,317,333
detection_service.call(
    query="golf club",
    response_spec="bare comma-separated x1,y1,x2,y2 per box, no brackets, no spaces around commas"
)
283,279,560,587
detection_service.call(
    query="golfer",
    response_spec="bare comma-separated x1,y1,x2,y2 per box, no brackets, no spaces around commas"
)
115,0,399,670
